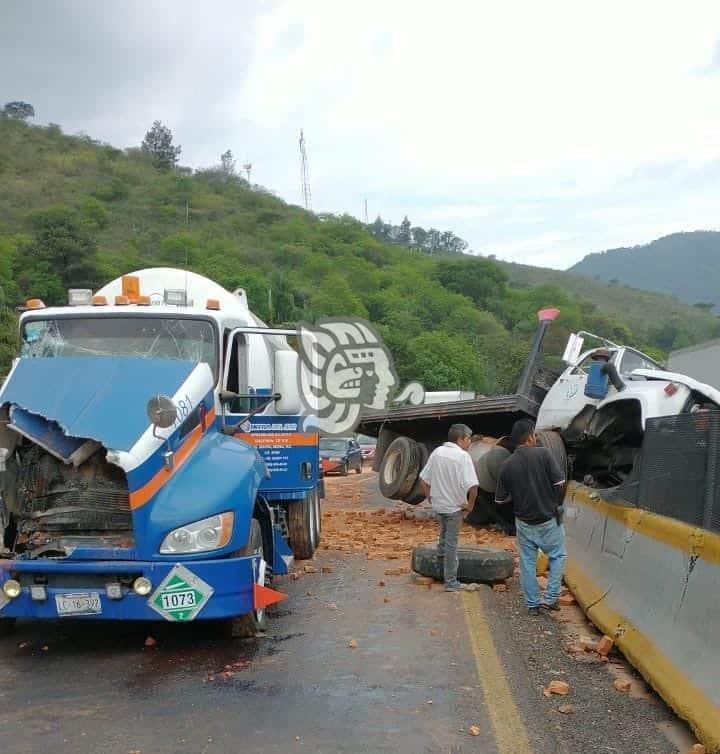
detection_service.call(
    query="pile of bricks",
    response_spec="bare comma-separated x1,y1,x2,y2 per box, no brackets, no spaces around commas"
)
319,508,515,561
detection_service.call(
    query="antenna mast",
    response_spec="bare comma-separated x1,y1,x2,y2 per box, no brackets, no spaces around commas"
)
299,129,312,211
364,199,368,224
242,162,252,182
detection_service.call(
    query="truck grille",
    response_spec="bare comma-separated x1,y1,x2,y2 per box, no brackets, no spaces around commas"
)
17,445,132,535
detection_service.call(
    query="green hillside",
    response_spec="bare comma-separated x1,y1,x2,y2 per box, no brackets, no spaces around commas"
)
1,117,718,393
568,231,720,311
499,260,720,351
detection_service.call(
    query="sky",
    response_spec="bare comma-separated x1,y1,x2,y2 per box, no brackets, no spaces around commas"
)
3,0,720,269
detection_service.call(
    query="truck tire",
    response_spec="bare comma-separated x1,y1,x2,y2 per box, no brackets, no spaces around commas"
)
288,492,317,560
536,430,568,496
312,487,322,545
379,437,420,500
232,518,269,638
0,618,16,637
411,544,514,583
401,444,429,505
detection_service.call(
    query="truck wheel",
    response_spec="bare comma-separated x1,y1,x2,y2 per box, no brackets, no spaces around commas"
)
288,492,317,560
401,444,429,505
379,437,420,500
312,487,322,545
412,544,514,583
0,618,16,637
232,518,269,638
536,430,568,496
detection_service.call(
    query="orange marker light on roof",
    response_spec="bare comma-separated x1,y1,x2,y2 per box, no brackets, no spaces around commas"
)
91,295,108,306
122,275,141,302
114,295,129,306
137,295,151,306
206,298,220,310
25,298,46,310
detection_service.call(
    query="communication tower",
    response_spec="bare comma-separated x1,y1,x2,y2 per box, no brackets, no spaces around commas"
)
299,130,312,211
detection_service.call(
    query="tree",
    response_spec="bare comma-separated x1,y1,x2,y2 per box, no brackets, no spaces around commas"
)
2,101,34,120
18,206,101,304
141,120,181,169
220,150,236,176
435,257,508,309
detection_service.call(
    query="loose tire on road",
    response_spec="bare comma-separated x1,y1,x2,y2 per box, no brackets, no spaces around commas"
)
536,430,568,496
288,492,317,560
231,518,269,638
379,437,420,500
411,544,514,583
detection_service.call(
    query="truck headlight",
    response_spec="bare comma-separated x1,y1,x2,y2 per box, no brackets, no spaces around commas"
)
159,512,234,554
3,579,21,598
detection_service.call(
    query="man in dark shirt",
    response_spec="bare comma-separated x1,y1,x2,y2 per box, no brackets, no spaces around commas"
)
495,419,566,614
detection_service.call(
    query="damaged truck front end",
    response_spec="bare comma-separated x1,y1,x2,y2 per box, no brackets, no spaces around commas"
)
0,349,268,628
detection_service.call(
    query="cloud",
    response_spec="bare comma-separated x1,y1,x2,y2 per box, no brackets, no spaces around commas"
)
3,0,720,268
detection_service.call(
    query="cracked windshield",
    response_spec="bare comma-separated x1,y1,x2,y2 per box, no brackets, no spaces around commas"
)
21,317,216,371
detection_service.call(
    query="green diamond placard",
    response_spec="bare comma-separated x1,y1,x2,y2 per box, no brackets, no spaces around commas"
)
148,564,214,622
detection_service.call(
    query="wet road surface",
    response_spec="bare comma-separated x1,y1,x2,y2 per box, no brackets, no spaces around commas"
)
0,472,697,754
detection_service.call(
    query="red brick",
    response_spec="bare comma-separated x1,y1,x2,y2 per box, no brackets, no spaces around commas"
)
597,635,614,656
546,680,570,696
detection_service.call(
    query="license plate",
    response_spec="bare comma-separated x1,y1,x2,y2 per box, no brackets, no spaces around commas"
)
55,592,102,616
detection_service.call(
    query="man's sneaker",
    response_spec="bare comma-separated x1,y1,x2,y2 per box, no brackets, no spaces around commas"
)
541,602,560,612
444,582,467,592
528,606,541,615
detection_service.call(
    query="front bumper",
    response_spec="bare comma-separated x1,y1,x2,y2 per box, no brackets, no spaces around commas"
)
0,555,258,621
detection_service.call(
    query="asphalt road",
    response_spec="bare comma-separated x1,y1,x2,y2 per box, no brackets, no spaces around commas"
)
0,472,696,754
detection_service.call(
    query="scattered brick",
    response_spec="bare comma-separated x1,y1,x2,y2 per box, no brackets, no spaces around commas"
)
597,635,614,656
348,639,358,649
290,572,302,581
303,564,317,574
430,629,441,637
383,596,391,603
545,680,570,696
378,580,386,587
558,594,576,606
384,567,409,576
578,636,600,652
613,678,632,693
321,566,334,574
689,745,706,754
414,575,435,586
558,704,575,715
468,725,481,736
492,583,508,593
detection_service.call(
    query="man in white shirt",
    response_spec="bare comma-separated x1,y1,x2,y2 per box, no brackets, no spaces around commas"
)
419,424,479,591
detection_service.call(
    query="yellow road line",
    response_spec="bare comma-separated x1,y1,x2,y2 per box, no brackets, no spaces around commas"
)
461,592,534,754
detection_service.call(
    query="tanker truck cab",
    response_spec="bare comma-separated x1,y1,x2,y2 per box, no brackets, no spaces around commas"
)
0,268,321,636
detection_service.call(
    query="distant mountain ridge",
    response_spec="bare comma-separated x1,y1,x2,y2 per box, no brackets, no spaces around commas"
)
569,231,720,310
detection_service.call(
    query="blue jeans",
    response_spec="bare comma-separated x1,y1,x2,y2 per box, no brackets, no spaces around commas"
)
516,518,566,608
436,511,463,586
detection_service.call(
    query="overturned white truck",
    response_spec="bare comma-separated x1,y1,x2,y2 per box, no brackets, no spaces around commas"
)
360,310,720,503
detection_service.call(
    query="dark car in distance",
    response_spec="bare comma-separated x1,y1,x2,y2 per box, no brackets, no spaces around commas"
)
319,437,363,476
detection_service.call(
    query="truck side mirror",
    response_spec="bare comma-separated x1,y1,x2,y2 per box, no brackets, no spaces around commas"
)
146,395,178,429
274,351,302,415
562,333,584,365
